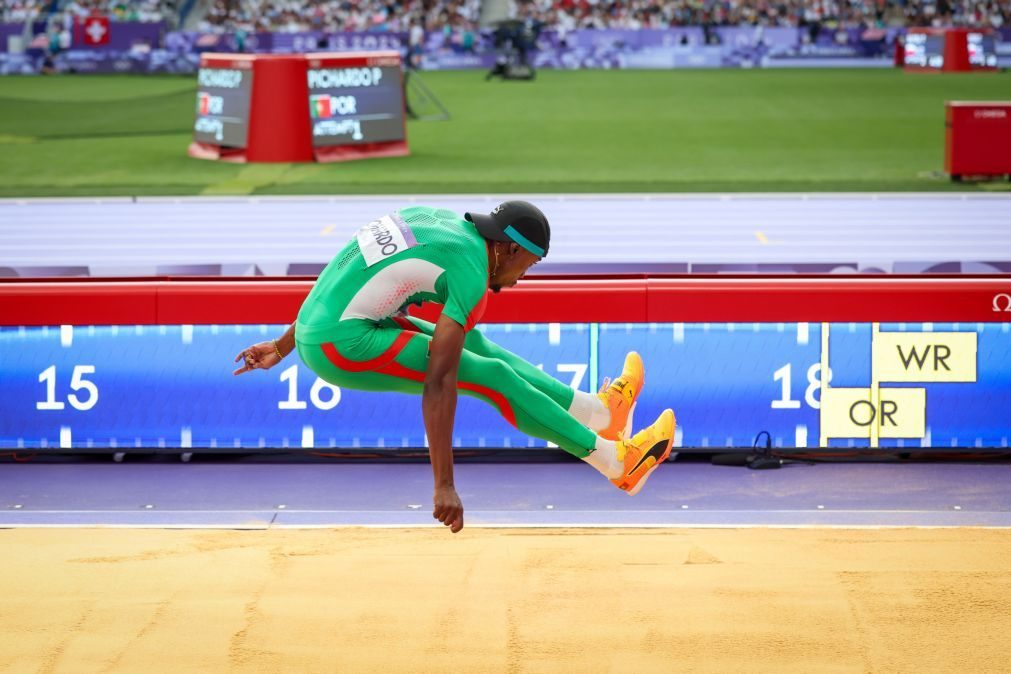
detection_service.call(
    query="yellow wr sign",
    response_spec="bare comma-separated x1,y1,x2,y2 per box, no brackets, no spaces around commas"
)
872,332,977,383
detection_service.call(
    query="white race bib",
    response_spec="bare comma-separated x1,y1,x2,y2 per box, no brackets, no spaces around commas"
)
356,212,418,267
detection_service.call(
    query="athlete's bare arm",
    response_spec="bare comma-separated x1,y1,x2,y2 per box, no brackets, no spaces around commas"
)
233,323,295,375
424,313,467,533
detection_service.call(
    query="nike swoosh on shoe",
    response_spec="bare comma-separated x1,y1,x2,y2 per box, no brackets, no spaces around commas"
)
628,439,669,475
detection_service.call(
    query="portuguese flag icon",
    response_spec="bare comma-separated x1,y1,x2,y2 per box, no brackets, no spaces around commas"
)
310,95,332,119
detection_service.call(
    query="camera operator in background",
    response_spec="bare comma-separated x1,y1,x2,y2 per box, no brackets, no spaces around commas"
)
486,9,542,81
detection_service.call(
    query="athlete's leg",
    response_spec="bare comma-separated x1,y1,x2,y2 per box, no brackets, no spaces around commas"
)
296,320,620,473
393,316,570,404
395,315,611,431
463,326,618,433
296,320,677,491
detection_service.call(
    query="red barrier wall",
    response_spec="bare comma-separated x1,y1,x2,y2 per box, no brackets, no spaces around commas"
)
2,276,1010,326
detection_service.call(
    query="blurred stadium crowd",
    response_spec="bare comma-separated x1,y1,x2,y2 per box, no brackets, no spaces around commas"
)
198,0,481,33
3,0,1008,30
3,0,170,23
511,0,1009,29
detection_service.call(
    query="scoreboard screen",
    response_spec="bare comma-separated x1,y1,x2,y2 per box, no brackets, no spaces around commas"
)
2,321,1009,452
904,30,997,70
904,32,944,68
307,56,406,147
966,32,998,68
192,63,253,148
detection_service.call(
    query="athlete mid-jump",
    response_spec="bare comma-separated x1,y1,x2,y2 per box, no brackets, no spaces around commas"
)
234,201,676,533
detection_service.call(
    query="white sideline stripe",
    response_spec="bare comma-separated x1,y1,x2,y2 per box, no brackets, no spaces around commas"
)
8,508,1005,515
2,520,1008,531
59,427,71,449
60,325,73,347
302,425,314,449
282,525,1011,530
5,192,1011,205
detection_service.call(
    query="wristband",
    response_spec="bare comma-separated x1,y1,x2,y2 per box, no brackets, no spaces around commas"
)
272,339,284,360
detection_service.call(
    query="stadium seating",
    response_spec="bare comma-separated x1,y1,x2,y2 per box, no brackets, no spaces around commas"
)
507,0,1009,30
196,0,482,34
1,0,169,23
5,0,1006,31
2,1,50,22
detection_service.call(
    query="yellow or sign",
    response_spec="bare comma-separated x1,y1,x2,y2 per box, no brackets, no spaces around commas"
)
873,332,977,383
821,387,926,439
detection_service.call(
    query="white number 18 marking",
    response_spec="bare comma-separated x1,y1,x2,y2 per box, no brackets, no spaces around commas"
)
771,363,831,410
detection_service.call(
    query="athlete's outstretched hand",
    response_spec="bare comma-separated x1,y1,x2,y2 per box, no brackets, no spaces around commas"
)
233,341,283,375
433,485,464,533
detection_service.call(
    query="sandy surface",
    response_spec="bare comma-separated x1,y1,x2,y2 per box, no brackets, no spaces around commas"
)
1,527,1009,674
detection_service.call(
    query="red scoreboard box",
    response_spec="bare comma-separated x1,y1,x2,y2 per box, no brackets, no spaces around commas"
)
188,52,408,163
945,102,1011,180
904,27,998,72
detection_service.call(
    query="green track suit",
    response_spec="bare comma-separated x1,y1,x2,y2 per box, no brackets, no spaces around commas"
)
295,206,597,457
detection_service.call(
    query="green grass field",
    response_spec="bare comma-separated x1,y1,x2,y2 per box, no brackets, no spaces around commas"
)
0,69,1009,197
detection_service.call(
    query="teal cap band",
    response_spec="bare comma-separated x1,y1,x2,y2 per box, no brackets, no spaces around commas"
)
504,225,546,257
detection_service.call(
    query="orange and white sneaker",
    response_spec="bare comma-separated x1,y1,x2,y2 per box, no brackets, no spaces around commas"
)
597,351,645,441
611,409,677,496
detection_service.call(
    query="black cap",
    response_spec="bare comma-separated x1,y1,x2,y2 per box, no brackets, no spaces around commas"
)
465,200,550,257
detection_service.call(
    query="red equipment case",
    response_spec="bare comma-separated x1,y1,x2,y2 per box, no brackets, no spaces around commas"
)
945,102,1011,180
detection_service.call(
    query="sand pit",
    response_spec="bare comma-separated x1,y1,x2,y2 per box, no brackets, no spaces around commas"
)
2,527,1009,673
